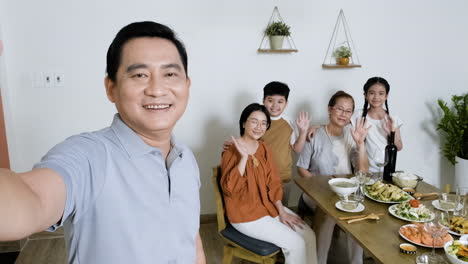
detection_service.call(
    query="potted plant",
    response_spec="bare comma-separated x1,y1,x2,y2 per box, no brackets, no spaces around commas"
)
437,93,468,186
332,45,352,65
265,21,291,50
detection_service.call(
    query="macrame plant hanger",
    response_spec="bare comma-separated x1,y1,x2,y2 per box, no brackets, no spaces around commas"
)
258,6,298,53
322,9,361,68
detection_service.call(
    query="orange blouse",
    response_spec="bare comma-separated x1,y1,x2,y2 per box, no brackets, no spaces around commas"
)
220,141,283,223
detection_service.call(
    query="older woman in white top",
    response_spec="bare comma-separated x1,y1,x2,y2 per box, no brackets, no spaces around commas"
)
297,90,369,264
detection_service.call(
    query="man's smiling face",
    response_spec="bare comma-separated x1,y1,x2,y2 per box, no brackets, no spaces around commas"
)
106,37,191,139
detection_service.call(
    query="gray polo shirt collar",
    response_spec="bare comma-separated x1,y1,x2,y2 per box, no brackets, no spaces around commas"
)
110,114,183,160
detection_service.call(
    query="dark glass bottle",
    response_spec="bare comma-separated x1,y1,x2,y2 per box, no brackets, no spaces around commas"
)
383,131,397,182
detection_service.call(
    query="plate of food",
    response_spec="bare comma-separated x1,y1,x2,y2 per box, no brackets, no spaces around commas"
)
432,200,464,212
444,240,468,263
399,223,453,248
389,200,434,222
441,216,468,236
364,181,412,203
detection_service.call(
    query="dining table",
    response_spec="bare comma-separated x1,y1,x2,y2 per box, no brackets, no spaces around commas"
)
295,174,453,264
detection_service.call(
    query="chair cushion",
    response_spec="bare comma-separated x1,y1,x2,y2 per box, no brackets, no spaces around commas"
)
220,225,281,256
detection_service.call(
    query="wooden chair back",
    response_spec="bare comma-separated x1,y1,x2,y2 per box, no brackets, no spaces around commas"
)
212,166,227,232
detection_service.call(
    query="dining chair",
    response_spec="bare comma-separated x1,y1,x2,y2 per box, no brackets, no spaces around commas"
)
297,194,315,220
212,166,282,264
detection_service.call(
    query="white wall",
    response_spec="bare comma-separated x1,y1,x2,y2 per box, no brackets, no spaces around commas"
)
1,0,467,214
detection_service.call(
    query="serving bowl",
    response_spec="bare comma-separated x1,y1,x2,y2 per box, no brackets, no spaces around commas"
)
392,171,423,189
444,240,468,264
328,178,358,196
338,194,363,210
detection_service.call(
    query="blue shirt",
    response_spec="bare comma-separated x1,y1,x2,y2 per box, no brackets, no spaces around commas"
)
34,114,201,264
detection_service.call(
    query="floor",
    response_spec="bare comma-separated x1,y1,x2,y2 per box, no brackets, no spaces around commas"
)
0,223,376,264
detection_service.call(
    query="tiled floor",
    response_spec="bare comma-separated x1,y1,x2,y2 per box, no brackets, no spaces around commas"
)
2,223,376,264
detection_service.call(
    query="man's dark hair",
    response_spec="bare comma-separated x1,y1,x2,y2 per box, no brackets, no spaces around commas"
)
239,103,271,136
106,21,188,82
263,81,290,101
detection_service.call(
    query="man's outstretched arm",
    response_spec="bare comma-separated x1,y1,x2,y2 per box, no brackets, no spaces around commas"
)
0,168,65,241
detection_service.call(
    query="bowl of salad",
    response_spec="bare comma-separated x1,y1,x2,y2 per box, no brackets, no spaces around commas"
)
445,240,468,263
388,199,434,222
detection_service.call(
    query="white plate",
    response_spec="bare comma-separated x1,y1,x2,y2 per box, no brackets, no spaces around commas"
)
388,204,435,222
350,176,375,186
447,229,466,237
363,187,412,204
399,224,453,248
440,222,467,237
460,234,468,242
335,201,365,213
432,200,463,212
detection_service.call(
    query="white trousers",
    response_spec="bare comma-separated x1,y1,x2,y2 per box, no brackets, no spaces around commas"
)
303,193,363,264
232,207,317,264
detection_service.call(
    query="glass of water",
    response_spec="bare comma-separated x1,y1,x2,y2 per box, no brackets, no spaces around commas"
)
372,148,388,181
456,186,468,216
438,193,458,211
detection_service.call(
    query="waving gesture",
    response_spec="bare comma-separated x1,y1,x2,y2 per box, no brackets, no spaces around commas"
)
231,136,248,158
295,111,310,134
351,118,370,146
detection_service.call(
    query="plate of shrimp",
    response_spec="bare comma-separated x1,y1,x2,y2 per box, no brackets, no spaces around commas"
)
399,223,453,248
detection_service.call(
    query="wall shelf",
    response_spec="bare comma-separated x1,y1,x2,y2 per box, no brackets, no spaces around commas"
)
257,49,298,53
322,63,362,69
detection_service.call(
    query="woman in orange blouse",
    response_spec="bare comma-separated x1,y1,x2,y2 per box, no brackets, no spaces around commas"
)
221,103,317,264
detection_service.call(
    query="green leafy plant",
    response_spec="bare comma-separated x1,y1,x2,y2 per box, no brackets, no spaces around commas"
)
437,93,468,165
265,21,291,36
332,45,352,58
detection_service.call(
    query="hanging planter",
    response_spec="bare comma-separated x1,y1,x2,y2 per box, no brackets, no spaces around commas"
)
257,6,298,53
333,46,352,65
265,21,290,50
322,9,361,68
269,36,285,50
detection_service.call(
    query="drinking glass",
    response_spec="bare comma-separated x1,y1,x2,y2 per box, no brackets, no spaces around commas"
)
354,171,367,201
438,193,457,211
372,148,388,181
456,186,468,217
420,211,449,263
354,187,365,205
415,254,429,264
355,171,368,185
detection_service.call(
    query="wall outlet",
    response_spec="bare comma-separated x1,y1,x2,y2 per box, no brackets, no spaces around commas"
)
43,72,54,88
53,72,65,87
32,71,66,88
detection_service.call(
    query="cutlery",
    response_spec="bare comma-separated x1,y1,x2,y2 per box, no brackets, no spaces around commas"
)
347,213,380,223
338,213,384,221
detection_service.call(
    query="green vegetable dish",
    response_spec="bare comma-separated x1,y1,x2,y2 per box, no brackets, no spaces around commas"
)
447,241,468,262
392,202,432,221
365,181,411,202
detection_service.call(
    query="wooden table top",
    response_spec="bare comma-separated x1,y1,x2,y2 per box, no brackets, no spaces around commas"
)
295,175,451,264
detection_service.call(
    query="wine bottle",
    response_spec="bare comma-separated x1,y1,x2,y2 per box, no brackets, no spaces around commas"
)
383,131,397,182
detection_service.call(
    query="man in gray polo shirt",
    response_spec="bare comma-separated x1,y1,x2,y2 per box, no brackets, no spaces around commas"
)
0,21,206,263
